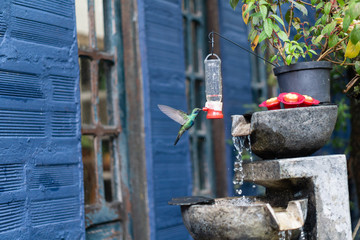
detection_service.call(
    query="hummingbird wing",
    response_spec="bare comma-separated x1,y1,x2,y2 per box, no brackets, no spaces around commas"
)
158,104,188,125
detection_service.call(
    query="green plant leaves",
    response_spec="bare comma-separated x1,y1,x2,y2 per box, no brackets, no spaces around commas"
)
309,50,317,55
307,49,318,58
349,2,360,20
258,31,267,43
260,5,268,20
278,31,289,41
249,28,258,42
316,2,324,10
321,21,336,35
264,19,273,37
271,15,285,27
343,14,351,32
355,61,360,75
270,55,278,63
286,55,293,65
329,35,339,48
230,0,240,10
337,0,345,7
313,35,324,44
285,9,292,23
243,2,255,15
324,2,331,15
228,0,359,67
293,34,301,41
288,0,308,16
350,26,360,45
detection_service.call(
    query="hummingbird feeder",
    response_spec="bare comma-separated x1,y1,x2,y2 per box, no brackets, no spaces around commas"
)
202,53,223,119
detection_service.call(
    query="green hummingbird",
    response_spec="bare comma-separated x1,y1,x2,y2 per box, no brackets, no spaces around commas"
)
158,104,202,145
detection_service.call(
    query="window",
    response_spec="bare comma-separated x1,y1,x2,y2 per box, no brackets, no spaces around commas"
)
75,0,122,234
182,0,215,196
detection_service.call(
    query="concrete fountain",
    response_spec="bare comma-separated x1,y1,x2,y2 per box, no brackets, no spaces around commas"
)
169,104,352,240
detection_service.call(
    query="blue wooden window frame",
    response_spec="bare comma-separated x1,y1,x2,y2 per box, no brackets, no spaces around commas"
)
182,0,215,196
76,0,124,233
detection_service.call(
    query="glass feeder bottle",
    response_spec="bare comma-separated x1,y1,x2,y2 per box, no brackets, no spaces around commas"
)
203,53,223,119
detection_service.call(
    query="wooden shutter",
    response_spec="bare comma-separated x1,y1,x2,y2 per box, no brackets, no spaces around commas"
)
0,1,84,239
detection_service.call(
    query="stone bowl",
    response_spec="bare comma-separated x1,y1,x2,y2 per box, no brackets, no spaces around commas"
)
180,197,308,240
232,105,338,159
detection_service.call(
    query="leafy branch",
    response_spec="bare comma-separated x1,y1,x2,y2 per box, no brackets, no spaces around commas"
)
230,0,360,70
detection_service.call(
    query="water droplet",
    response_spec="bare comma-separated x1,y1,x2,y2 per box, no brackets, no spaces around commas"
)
299,227,306,240
252,184,256,188
278,230,286,240
232,136,245,195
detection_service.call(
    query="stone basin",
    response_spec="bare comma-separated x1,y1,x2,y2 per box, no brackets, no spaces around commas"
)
180,197,308,240
231,105,338,159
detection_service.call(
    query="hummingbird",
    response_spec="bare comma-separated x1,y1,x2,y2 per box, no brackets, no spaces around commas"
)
158,104,202,145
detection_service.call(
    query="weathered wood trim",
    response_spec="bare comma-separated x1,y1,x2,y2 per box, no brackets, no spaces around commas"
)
120,0,150,239
205,0,228,198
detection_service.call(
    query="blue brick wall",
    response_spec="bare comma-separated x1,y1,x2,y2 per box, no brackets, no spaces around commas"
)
137,0,192,239
0,0,84,239
217,1,254,196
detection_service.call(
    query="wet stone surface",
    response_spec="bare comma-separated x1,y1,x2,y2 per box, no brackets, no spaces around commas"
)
180,197,307,240
232,105,338,159
243,155,352,240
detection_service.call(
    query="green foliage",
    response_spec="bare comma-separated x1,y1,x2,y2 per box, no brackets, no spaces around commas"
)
230,0,360,67
335,98,351,132
230,0,240,10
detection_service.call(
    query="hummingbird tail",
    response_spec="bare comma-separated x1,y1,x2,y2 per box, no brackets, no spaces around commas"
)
174,136,180,145
174,129,185,145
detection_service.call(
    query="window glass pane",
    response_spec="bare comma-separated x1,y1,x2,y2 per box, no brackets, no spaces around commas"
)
98,60,113,125
195,80,205,130
186,78,191,110
82,135,97,205
190,0,197,14
102,138,113,202
197,137,208,190
191,21,199,73
80,57,93,125
182,0,187,11
183,17,189,71
95,0,105,51
75,0,90,49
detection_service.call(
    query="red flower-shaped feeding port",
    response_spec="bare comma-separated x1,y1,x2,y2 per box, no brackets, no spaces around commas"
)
259,97,281,110
301,95,320,107
278,92,305,109
259,92,321,110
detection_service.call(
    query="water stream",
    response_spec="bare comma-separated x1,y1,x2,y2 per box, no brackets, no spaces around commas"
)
233,136,306,240
299,227,306,240
245,135,256,188
232,136,245,195
278,231,286,240
232,135,256,195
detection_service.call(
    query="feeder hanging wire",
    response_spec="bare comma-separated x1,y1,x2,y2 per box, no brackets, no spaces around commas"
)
208,31,276,67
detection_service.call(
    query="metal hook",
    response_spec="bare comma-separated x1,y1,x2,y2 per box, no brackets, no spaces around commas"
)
207,31,276,67
208,31,214,56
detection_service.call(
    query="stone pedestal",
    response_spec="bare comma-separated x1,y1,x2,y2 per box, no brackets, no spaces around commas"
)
243,154,351,240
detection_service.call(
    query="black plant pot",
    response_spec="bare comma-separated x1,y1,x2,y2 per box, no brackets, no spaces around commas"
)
273,61,333,103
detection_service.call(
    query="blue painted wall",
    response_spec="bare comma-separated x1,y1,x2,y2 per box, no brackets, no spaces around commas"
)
137,0,193,239
217,1,253,196
137,0,253,238
0,0,84,239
